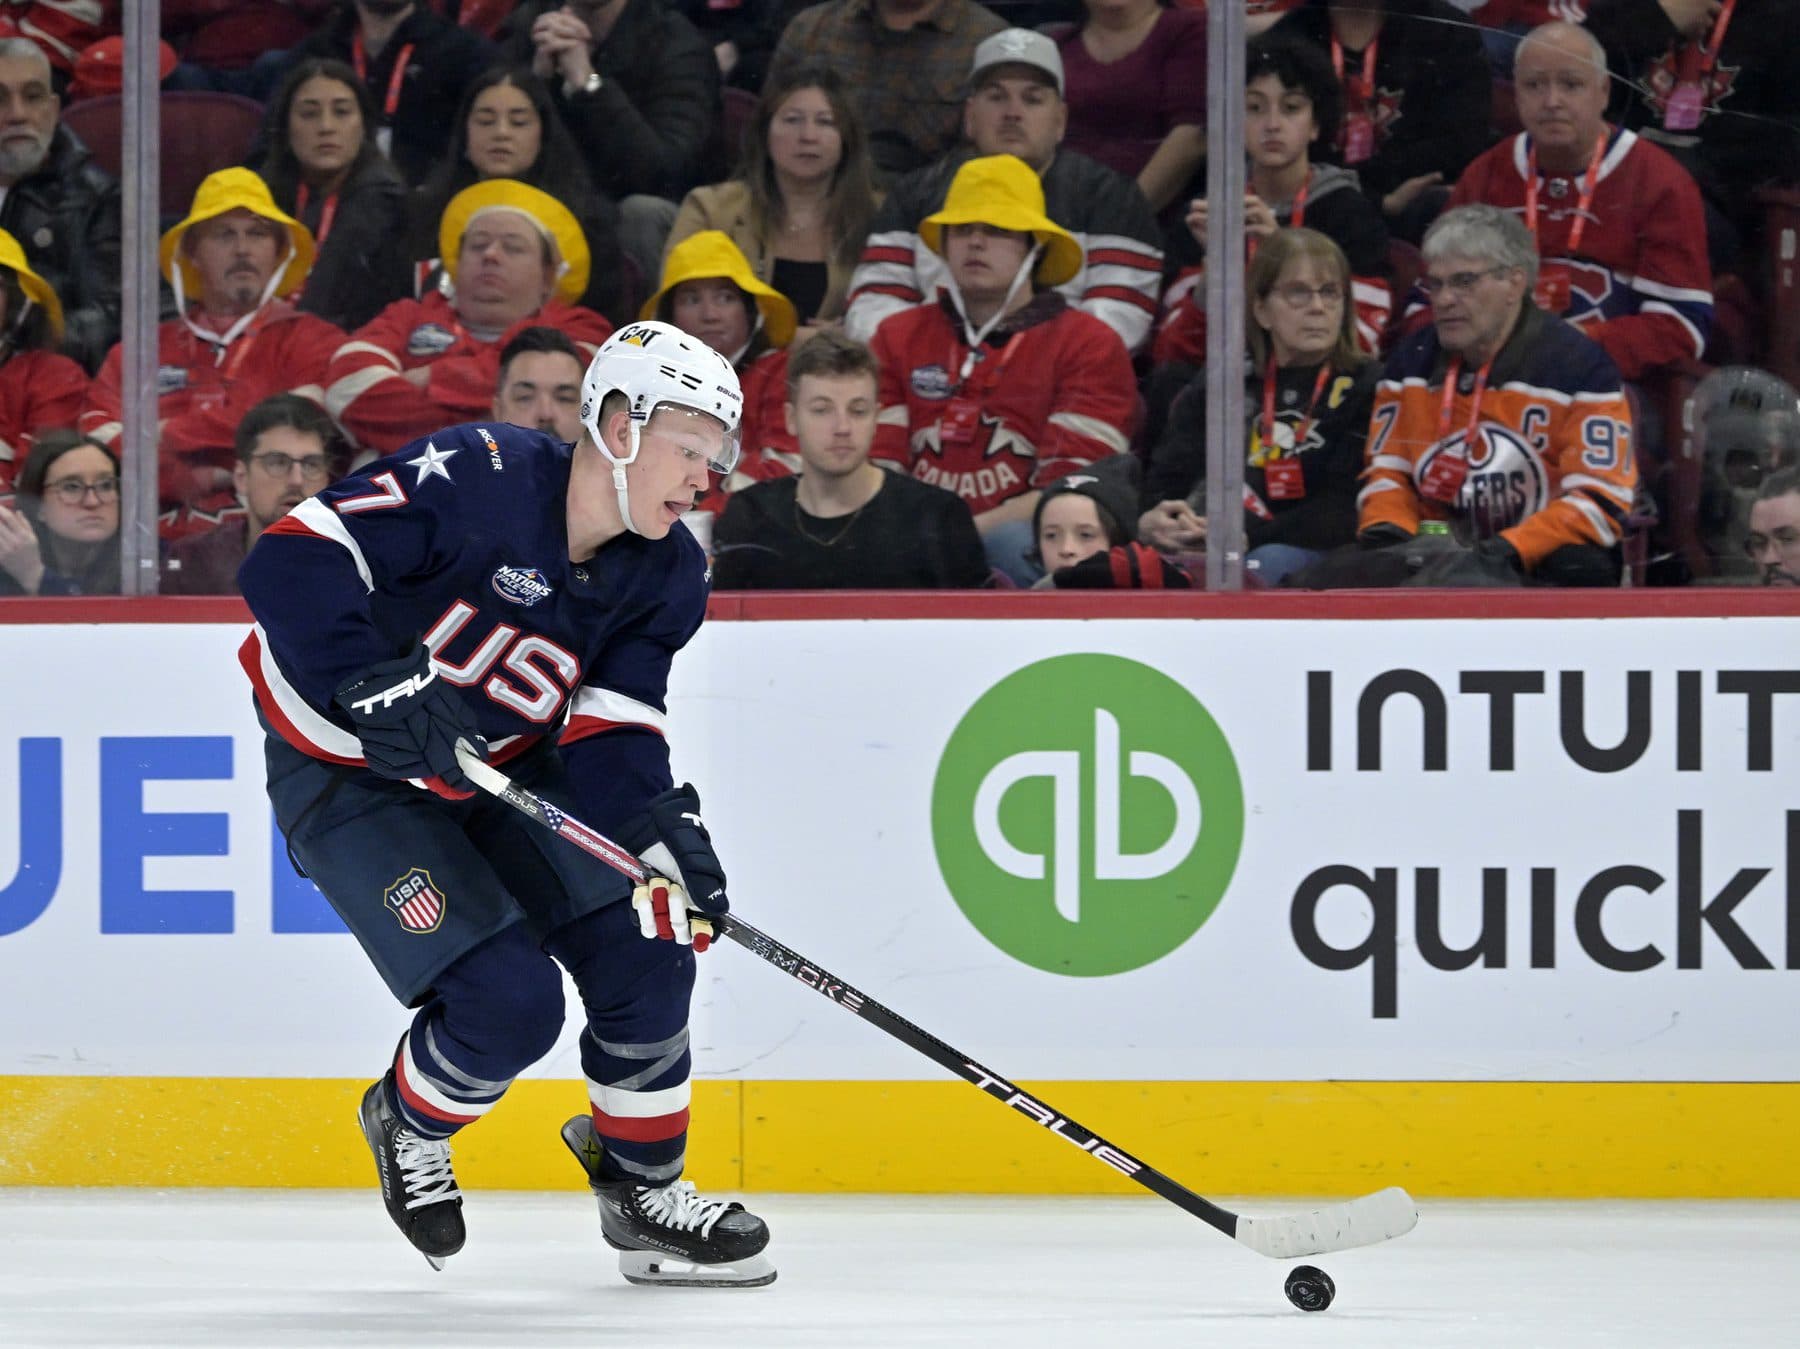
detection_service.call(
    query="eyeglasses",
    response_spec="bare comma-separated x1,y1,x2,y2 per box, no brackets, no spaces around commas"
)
44,476,119,504
1269,283,1344,307
249,451,334,480
1418,267,1512,299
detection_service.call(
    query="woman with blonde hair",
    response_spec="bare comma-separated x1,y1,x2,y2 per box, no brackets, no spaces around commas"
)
1139,227,1377,585
666,64,876,329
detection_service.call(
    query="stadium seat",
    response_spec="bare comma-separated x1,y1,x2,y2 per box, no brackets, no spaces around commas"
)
1383,239,1423,350
60,91,268,223
1489,79,1522,139
1756,185,1800,390
722,87,759,173
176,4,311,70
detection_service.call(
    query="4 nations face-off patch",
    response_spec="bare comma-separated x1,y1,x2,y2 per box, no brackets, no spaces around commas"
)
384,868,447,934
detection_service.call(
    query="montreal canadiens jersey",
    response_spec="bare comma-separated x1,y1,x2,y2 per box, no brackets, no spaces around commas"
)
1438,128,1713,381
238,422,709,833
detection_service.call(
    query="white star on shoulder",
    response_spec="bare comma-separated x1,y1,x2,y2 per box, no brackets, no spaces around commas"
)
407,441,459,486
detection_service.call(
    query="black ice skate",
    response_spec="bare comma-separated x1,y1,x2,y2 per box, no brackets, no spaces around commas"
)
358,1073,466,1270
561,1114,775,1287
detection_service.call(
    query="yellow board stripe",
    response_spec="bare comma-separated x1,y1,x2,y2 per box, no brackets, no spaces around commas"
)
3,1078,1796,1197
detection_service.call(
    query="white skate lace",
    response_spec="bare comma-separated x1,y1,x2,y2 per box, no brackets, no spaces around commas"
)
635,1180,731,1238
394,1133,461,1211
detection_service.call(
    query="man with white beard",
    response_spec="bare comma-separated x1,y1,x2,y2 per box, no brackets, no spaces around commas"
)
0,37,120,371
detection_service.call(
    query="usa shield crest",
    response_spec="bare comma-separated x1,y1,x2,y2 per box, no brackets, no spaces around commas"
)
384,868,446,934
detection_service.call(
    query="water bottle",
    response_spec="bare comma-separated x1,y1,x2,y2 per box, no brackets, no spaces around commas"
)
1405,520,1452,575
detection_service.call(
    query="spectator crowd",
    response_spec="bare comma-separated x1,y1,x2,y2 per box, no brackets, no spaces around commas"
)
0,0,1796,595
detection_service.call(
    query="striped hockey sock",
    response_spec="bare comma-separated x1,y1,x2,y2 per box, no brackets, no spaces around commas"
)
582,1025,691,1184
389,1021,517,1140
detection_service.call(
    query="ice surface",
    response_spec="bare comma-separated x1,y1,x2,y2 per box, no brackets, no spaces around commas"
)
0,1190,1794,1348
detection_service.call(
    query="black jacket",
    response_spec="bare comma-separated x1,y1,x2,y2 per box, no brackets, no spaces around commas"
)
1147,358,1379,552
289,7,495,186
281,161,413,332
1272,0,1493,203
501,0,722,201
0,125,121,373
1586,0,1800,223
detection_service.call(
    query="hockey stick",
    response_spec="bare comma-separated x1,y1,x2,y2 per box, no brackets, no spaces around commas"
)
454,745,1418,1260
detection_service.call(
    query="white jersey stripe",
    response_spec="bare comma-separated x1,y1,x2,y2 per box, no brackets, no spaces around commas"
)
567,686,667,734
289,497,376,591
251,624,364,760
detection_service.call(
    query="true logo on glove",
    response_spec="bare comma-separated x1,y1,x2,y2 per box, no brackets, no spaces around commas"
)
349,666,437,714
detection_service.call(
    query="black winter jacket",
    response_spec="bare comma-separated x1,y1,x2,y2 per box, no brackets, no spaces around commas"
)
501,0,722,202
0,125,122,373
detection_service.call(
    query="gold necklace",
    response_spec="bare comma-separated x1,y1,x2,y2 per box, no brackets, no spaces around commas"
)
792,490,870,547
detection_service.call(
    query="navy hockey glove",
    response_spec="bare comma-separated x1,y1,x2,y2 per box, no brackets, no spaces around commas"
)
624,784,728,952
334,646,487,800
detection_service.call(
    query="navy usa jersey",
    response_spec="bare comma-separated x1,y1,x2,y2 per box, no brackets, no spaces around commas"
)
238,422,709,833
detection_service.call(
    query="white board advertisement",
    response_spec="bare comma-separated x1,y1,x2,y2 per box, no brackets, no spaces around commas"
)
1,617,1795,1083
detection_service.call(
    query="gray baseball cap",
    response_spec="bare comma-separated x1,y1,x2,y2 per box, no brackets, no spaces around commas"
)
970,28,1065,97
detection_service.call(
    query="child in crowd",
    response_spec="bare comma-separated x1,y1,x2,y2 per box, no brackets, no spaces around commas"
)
1031,457,1190,589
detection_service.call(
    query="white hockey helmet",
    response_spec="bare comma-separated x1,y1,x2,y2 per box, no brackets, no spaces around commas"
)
579,320,745,535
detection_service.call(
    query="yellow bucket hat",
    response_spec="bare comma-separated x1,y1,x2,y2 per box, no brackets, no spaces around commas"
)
159,168,315,299
0,227,63,341
919,154,1083,288
440,179,590,305
641,230,798,350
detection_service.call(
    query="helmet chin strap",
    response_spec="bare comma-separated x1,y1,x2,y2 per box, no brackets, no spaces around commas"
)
596,417,645,538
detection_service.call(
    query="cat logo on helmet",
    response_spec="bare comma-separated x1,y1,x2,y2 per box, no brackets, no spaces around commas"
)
617,324,659,348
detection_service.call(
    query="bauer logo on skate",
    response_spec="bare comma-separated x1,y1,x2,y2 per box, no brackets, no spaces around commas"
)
932,655,1244,976
383,868,445,934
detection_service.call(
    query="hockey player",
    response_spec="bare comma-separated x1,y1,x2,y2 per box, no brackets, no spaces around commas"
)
237,320,775,1287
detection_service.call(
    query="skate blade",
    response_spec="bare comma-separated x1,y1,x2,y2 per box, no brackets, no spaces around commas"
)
618,1250,776,1288
424,1253,447,1272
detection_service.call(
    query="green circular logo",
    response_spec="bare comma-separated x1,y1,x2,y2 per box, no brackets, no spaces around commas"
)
931,654,1244,976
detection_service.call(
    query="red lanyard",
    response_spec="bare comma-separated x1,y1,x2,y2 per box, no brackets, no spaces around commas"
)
1261,359,1331,454
1246,169,1310,267
954,331,1024,393
352,31,414,121
1525,134,1605,258
1330,35,1378,106
1288,169,1311,229
295,182,340,250
1436,354,1495,450
1675,0,1737,84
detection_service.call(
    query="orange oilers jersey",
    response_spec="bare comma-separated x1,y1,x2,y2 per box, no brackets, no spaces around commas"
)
1358,306,1637,568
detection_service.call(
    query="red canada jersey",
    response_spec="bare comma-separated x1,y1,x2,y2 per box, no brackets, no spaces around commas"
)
81,302,345,537
326,292,613,457
869,295,1135,517
0,349,89,502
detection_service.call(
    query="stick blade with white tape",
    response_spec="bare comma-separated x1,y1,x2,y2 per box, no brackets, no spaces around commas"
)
1233,1186,1419,1259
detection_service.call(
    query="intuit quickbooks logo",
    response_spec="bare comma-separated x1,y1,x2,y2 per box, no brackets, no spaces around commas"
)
932,655,1244,976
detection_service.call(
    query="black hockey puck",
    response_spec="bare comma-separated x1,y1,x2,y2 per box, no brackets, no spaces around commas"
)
1284,1264,1335,1312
